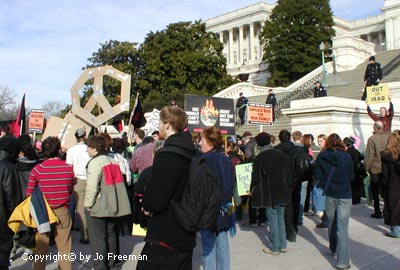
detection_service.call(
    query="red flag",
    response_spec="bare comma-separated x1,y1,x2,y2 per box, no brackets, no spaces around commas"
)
112,113,124,133
11,94,26,137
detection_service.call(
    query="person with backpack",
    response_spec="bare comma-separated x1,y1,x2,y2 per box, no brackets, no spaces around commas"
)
314,133,353,270
381,133,400,238
138,106,197,270
199,126,236,270
85,134,131,270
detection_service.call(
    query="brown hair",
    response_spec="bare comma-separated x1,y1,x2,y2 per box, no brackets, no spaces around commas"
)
99,132,113,150
302,134,312,148
86,134,107,154
159,106,188,132
383,133,400,160
325,133,345,152
41,136,61,159
202,126,223,150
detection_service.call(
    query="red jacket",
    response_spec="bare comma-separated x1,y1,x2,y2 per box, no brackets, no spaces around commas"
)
367,102,394,132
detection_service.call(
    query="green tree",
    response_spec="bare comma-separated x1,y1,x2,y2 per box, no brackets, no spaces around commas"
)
137,21,237,110
260,0,335,85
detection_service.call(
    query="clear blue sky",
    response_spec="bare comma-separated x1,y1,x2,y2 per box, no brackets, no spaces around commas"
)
0,0,384,109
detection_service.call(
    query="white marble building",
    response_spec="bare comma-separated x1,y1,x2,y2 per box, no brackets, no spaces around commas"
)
205,0,400,85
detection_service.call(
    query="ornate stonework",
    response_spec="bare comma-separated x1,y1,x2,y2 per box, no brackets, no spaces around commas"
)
205,1,400,85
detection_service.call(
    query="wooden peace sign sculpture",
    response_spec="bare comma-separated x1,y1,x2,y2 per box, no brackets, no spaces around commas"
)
70,65,131,126
43,65,131,149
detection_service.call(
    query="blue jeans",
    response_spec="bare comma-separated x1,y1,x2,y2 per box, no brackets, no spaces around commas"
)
200,230,230,270
325,197,352,267
390,226,400,237
266,206,287,252
312,186,325,212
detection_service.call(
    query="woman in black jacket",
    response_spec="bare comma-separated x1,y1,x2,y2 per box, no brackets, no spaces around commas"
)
381,133,400,238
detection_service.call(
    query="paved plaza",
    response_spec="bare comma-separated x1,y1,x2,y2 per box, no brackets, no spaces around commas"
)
10,200,400,270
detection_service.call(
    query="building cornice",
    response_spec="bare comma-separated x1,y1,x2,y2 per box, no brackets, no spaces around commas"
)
205,2,275,28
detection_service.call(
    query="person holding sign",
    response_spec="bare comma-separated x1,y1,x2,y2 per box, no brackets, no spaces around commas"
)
362,56,383,101
366,99,394,133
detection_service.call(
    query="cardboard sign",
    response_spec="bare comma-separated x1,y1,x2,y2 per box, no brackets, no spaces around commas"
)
235,163,252,196
28,109,45,133
247,102,273,125
185,94,235,135
143,108,160,137
366,84,389,104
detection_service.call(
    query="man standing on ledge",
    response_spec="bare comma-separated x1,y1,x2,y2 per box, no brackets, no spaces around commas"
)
236,92,248,125
266,89,277,122
362,56,382,101
313,81,327,98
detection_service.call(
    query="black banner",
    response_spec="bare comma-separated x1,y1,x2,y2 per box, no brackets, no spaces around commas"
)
184,94,235,135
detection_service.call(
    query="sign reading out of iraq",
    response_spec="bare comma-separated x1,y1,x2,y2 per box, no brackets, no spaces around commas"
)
247,102,273,125
366,84,389,104
184,94,235,135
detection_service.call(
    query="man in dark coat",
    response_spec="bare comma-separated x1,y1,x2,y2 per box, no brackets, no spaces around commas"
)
0,136,23,269
344,137,365,204
236,92,248,125
362,55,383,100
266,89,277,122
139,106,197,270
251,132,290,254
275,130,297,242
314,81,327,98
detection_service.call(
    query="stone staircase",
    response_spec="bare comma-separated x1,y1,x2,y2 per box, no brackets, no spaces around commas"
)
234,48,400,137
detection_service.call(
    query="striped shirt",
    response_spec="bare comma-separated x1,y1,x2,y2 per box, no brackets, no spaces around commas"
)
27,159,74,208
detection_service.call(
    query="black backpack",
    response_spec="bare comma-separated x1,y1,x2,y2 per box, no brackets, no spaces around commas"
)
292,146,313,182
158,146,222,233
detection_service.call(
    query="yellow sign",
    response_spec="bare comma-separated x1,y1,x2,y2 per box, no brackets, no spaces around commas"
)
366,84,389,104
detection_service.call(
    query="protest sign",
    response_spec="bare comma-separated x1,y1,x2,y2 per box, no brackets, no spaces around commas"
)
366,84,389,104
185,94,235,135
247,102,273,125
235,163,252,196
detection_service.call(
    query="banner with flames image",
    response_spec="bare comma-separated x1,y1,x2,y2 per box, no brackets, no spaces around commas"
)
184,94,235,135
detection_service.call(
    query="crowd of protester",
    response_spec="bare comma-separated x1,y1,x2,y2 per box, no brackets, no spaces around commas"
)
0,102,399,270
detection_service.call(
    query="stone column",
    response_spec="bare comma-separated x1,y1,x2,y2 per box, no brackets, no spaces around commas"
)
239,26,244,64
385,16,394,50
229,29,234,65
249,23,254,61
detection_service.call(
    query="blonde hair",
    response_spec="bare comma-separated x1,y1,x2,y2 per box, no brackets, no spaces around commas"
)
384,133,400,160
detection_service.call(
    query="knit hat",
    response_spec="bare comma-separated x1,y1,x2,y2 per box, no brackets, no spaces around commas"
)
75,128,86,138
0,135,22,162
344,136,355,146
255,132,271,147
